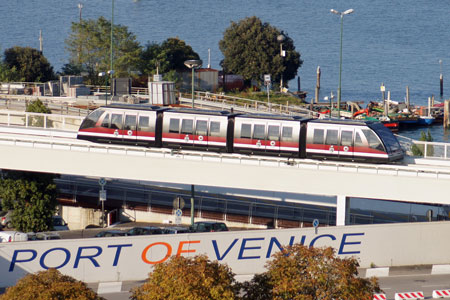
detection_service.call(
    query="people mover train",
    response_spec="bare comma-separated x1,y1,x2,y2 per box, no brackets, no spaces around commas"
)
77,104,404,163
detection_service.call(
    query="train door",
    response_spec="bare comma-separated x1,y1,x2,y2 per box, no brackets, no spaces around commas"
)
179,116,195,147
193,117,209,148
122,112,138,144
109,111,124,142
266,122,281,153
252,122,267,152
339,128,354,161
324,127,340,158
136,112,157,146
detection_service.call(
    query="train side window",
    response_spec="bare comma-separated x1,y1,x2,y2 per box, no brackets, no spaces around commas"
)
110,114,123,130
196,120,208,136
253,124,266,140
210,121,220,137
325,129,338,145
362,129,384,151
313,129,324,144
355,132,364,147
268,125,280,141
181,119,194,134
341,130,353,146
281,126,293,141
124,115,137,131
138,116,150,131
101,113,110,128
241,124,252,139
169,118,180,133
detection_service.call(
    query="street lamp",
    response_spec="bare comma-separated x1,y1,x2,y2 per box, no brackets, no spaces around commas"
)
330,8,354,118
98,72,107,105
184,60,203,108
277,34,286,92
108,70,115,102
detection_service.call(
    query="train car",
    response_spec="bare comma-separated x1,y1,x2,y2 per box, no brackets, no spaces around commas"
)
77,104,164,147
305,119,403,163
161,108,233,152
232,113,309,157
77,105,404,164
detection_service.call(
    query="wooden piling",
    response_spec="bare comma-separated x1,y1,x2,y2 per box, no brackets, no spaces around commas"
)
406,86,410,111
444,100,450,129
315,66,321,104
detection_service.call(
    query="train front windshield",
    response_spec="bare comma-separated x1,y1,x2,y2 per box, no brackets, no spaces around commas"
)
79,109,105,130
369,123,402,154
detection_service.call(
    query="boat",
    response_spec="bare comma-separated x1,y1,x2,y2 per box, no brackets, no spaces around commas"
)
418,116,434,126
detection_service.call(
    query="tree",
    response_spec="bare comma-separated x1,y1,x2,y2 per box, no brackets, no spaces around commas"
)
411,129,434,157
219,16,302,88
138,37,200,79
3,46,55,82
25,99,52,127
0,268,104,300
242,244,381,300
131,255,239,300
0,170,58,232
65,17,141,84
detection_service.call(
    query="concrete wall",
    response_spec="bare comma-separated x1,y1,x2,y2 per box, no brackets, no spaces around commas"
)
2,221,450,287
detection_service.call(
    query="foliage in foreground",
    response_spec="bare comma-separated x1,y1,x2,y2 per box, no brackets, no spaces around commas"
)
0,170,57,232
241,244,381,300
131,255,239,300
0,269,103,300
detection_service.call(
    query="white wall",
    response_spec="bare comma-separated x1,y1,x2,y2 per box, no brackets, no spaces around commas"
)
2,221,450,287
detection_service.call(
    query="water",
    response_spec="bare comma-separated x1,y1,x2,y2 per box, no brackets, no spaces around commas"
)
2,0,450,140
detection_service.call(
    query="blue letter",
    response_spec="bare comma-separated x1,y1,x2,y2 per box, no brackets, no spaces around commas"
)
74,246,102,268
108,244,132,266
266,236,295,258
238,238,264,260
40,248,71,269
212,239,238,261
338,233,364,255
309,234,336,247
9,249,37,272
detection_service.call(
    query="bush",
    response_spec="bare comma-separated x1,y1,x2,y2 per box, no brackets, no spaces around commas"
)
131,255,239,300
0,269,103,300
411,130,434,157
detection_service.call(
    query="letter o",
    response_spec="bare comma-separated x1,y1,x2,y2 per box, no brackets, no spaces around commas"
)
40,248,71,270
141,242,172,265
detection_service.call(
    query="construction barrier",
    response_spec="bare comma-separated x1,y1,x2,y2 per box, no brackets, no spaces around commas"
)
373,293,386,300
433,289,450,298
395,291,424,300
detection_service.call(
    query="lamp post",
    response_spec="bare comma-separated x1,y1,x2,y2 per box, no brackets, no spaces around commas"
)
110,0,114,78
98,72,107,105
184,60,203,108
277,34,286,92
330,8,354,118
108,70,115,103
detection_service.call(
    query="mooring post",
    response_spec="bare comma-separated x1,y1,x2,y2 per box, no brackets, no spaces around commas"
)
444,100,450,129
315,66,321,104
406,86,410,111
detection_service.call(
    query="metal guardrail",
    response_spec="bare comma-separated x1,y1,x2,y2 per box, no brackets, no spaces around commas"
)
1,132,450,180
0,110,84,131
396,134,450,160
180,91,319,118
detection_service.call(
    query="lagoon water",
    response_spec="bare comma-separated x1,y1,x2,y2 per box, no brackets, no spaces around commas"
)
2,0,450,141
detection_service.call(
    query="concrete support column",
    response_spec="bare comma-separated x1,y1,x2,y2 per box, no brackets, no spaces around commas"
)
336,195,350,226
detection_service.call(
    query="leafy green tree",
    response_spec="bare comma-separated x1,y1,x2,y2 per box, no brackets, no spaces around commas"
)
131,255,239,300
243,244,381,300
0,170,58,232
411,129,434,157
25,99,52,128
65,17,141,84
138,37,199,79
219,16,302,88
0,268,104,300
0,60,21,82
3,46,55,82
